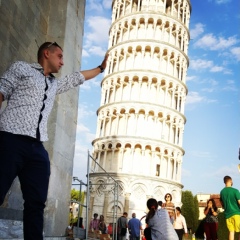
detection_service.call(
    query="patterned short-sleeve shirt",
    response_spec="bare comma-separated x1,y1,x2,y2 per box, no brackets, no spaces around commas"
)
0,61,85,141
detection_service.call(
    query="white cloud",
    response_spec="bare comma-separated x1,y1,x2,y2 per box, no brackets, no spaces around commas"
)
202,88,215,93
194,34,237,51
87,0,112,12
186,75,197,82
187,150,213,158
208,0,232,4
80,76,101,90
215,0,232,4
73,130,96,179
189,59,230,74
213,164,239,179
83,15,111,57
222,79,238,92
190,23,204,39
190,59,213,70
185,92,205,105
185,91,217,106
85,16,111,45
88,45,107,57
77,105,95,120
76,123,90,134
81,49,89,57
102,0,112,9
230,47,240,62
210,66,225,72
208,79,218,86
181,168,191,177
202,79,218,92
87,0,104,12
73,142,91,179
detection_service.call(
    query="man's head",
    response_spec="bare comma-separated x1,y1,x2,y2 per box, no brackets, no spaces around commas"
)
176,207,181,214
93,213,98,219
223,175,233,186
158,200,162,207
123,212,128,217
37,42,64,74
132,213,136,218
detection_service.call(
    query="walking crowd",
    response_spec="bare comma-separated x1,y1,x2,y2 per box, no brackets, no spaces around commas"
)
87,175,239,240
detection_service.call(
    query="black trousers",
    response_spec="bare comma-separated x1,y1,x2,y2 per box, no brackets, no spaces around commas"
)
0,131,50,240
175,228,184,240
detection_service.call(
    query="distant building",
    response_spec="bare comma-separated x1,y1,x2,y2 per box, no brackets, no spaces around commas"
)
197,193,223,220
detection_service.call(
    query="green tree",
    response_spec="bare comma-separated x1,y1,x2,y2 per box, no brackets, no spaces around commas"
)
71,188,83,201
181,190,199,233
217,212,228,240
69,189,86,224
193,195,199,231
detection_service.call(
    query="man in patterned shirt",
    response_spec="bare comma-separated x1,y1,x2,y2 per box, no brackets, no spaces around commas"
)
0,42,108,240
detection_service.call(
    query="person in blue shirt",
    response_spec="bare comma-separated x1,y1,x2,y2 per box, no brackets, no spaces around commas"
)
128,213,143,240
145,198,178,240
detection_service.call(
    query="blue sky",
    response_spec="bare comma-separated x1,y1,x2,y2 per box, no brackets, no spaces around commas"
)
73,0,240,195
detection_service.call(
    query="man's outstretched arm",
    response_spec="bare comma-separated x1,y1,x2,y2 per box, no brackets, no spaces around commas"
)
81,53,108,80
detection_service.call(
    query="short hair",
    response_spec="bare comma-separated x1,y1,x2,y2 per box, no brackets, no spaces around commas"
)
223,175,232,184
93,213,98,217
158,201,162,206
176,207,181,213
132,213,136,218
123,212,128,216
37,42,62,61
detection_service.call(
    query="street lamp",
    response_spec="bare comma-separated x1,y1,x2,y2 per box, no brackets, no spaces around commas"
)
73,176,79,182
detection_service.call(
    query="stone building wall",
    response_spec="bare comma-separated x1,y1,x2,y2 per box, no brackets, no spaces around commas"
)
0,0,86,237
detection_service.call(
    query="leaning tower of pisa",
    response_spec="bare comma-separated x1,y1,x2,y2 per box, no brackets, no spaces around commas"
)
89,0,191,223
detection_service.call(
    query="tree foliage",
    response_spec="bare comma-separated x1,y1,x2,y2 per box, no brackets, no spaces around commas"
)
69,189,86,224
71,188,84,201
193,195,199,231
181,190,199,232
181,191,238,239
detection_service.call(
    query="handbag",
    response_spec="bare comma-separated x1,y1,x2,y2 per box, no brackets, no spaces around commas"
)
120,227,127,236
144,227,152,240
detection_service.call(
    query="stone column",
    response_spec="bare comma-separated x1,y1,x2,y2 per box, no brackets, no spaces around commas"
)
123,193,131,213
146,195,152,213
0,0,86,238
103,191,109,220
88,194,95,229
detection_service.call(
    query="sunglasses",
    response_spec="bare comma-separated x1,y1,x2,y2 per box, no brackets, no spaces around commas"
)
47,41,60,48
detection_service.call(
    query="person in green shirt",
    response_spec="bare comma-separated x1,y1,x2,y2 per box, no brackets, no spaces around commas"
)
220,175,240,240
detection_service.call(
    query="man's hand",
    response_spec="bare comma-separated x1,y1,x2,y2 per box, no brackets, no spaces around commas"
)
100,53,109,70
81,52,109,80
